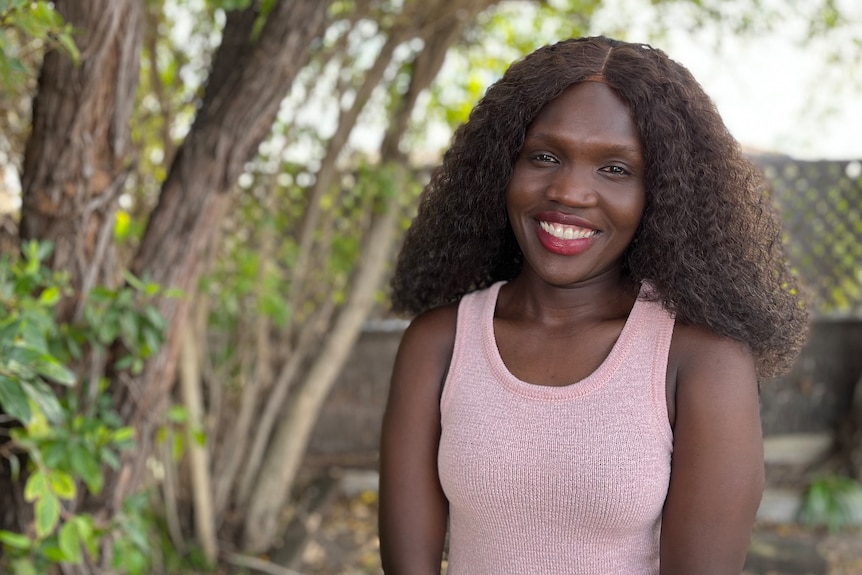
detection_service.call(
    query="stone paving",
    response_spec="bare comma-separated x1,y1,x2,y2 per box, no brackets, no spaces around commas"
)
744,524,862,575
744,529,828,575
741,433,862,574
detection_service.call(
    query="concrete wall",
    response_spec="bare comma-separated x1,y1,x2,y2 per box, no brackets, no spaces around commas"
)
306,327,402,465
305,319,862,463
759,320,862,435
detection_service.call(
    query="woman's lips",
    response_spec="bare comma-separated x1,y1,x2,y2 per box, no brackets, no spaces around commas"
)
534,214,599,255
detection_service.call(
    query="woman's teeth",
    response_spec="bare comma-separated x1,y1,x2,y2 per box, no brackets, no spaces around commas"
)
539,221,598,240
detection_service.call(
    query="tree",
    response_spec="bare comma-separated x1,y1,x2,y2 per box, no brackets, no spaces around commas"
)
4,0,332,568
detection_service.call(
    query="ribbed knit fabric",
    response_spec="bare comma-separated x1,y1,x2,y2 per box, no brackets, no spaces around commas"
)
438,281,675,575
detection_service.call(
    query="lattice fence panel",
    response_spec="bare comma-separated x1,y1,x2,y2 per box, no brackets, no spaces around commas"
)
752,155,862,319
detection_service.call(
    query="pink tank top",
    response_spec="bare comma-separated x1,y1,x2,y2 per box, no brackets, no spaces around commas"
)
438,281,674,575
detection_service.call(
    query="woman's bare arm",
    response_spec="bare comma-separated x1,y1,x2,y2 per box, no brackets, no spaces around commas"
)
379,304,457,574
660,325,765,574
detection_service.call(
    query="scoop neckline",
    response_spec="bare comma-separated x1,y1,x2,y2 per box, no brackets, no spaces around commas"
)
483,280,645,400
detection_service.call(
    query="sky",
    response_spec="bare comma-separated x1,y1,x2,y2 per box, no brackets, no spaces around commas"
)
588,0,862,161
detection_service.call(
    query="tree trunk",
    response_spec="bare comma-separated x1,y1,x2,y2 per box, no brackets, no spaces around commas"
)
19,0,143,318
242,193,403,552
179,325,218,564
4,0,143,537
212,181,278,518
239,2,496,551
104,0,332,509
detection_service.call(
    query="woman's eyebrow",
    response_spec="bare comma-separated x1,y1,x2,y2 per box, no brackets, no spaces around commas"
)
601,144,643,159
525,133,642,158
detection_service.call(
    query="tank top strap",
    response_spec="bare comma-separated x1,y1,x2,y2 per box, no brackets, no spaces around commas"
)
441,281,506,412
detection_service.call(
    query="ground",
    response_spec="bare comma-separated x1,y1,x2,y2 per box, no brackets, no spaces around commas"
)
280,468,862,575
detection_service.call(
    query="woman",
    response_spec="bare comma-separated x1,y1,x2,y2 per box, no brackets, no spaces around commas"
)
379,36,808,574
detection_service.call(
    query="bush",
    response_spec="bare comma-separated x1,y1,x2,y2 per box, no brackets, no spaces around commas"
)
799,474,862,533
0,241,166,575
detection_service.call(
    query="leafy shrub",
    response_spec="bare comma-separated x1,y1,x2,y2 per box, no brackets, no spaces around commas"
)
0,241,166,574
799,474,862,532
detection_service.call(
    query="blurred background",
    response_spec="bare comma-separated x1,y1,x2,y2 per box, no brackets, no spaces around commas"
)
0,1,860,574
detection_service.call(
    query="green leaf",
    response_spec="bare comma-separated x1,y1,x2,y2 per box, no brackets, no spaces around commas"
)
23,240,41,267
97,317,119,345
100,446,121,470
113,355,134,371
17,320,49,354
0,317,21,341
59,520,83,564
0,374,32,423
800,475,862,531
49,471,77,500
71,515,98,559
112,426,135,445
193,429,207,447
123,271,146,292
167,405,187,424
142,325,162,356
24,470,48,503
21,378,64,424
88,285,114,303
33,355,76,386
119,311,139,346
10,557,39,575
116,288,134,308
172,432,184,461
38,286,60,305
42,543,65,561
56,31,80,63
0,530,32,550
112,540,150,575
70,444,103,495
42,440,67,468
35,492,61,537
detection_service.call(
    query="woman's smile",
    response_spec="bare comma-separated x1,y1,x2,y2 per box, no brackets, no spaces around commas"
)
536,213,600,255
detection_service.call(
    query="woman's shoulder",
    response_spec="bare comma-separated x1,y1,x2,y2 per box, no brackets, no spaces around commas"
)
670,323,755,372
397,303,459,363
666,323,758,424
386,303,460,413
400,282,502,350
406,302,458,335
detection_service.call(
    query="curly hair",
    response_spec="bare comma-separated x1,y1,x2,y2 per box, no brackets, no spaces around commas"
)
390,36,808,378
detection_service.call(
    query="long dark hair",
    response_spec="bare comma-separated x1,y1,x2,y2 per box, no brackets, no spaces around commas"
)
390,36,808,378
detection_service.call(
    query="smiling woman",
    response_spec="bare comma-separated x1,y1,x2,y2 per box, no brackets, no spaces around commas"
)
380,36,809,575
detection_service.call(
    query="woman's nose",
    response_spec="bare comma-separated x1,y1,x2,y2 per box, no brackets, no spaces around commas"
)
546,166,599,206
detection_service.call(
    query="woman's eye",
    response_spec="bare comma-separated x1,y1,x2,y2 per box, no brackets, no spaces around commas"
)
530,153,558,163
602,165,628,175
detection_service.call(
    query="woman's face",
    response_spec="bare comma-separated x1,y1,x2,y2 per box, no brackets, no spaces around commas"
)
505,81,645,288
